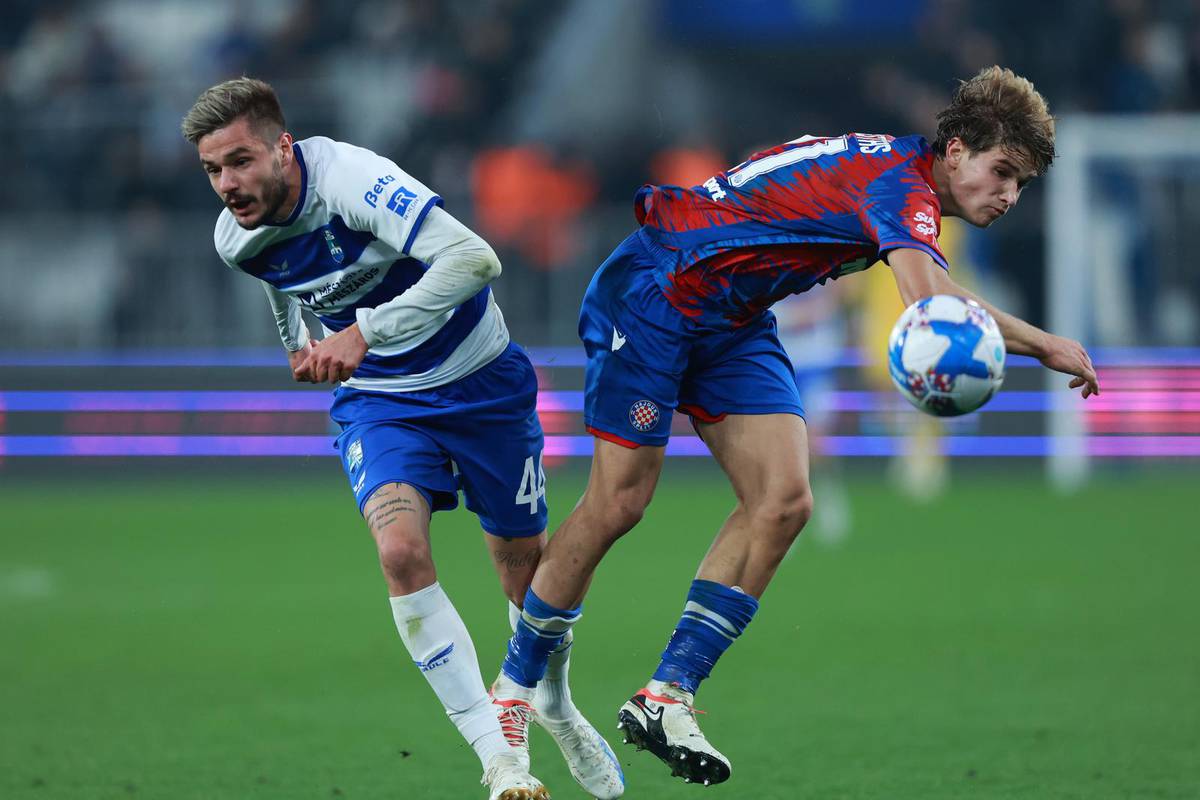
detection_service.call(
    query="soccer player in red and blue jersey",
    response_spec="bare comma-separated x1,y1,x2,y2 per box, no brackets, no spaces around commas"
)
493,67,1100,787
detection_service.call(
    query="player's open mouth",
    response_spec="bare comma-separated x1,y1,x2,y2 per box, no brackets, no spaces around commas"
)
228,198,255,213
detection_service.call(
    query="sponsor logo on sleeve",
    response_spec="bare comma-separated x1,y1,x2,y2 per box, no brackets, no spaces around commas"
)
914,211,937,237
362,174,396,208
385,186,419,219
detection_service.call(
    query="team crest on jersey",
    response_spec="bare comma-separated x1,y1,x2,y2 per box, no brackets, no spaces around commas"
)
346,439,364,472
323,229,345,263
629,400,660,432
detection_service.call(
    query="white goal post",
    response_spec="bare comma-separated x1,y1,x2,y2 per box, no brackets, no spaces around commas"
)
1046,114,1200,488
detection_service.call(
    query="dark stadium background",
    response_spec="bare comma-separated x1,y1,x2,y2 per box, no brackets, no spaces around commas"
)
2,2,1197,798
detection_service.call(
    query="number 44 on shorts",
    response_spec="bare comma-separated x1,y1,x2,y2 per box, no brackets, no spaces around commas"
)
515,453,546,513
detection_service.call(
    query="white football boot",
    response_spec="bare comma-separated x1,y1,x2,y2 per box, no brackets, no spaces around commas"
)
481,751,550,800
533,690,625,799
616,685,731,786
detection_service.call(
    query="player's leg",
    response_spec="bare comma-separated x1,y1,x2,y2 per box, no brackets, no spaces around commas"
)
617,415,810,786
364,484,547,798
333,409,546,800
447,342,624,798
617,315,810,786
497,438,665,694
496,230,684,699
693,412,812,593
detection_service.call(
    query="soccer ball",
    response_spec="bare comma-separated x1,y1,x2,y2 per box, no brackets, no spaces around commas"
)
887,295,1006,417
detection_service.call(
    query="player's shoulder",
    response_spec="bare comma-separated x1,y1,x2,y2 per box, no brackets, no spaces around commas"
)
845,132,930,158
213,208,249,266
296,135,379,173
297,135,424,211
888,134,933,158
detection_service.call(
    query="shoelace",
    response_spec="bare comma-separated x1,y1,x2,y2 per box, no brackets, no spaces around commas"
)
553,719,604,763
495,701,535,750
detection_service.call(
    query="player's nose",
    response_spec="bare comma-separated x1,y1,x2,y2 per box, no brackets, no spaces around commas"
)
1000,182,1019,208
217,168,238,194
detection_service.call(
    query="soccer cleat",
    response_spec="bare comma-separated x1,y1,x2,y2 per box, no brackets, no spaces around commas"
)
616,686,731,786
533,703,625,799
491,691,536,770
481,752,550,800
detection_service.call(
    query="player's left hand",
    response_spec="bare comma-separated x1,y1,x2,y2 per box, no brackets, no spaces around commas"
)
1038,333,1100,398
292,324,369,383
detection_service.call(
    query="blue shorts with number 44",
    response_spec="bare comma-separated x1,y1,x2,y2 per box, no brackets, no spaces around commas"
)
330,342,548,537
580,229,805,448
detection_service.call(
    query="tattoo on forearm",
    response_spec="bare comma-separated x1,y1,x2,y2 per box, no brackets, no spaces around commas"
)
366,496,417,530
493,549,539,573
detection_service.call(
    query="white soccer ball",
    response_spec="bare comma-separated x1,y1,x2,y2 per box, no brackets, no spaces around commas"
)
887,295,1006,417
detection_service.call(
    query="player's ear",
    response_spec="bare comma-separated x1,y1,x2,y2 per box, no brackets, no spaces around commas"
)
945,137,965,169
277,131,294,165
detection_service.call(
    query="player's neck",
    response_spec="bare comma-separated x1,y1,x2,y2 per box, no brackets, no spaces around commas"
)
930,157,962,219
270,155,304,224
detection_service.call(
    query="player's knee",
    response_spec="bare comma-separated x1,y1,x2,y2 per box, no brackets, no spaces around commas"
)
753,483,814,540
376,531,434,587
599,485,653,539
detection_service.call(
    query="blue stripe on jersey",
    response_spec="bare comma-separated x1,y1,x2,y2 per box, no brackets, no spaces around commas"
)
403,195,444,254
352,287,491,378
315,257,428,330
238,215,376,288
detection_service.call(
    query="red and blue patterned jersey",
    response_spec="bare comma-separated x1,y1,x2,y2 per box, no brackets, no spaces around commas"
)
635,133,947,328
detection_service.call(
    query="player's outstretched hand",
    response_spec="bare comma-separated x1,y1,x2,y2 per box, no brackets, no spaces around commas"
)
286,340,317,379
292,324,369,384
1039,333,1100,398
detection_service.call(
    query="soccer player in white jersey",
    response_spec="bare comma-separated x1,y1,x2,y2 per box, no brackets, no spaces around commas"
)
182,78,623,800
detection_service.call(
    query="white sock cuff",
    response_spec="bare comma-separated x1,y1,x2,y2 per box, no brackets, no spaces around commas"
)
389,582,446,621
508,600,521,632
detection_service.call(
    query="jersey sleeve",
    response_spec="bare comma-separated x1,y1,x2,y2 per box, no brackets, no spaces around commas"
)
858,161,949,271
320,142,444,255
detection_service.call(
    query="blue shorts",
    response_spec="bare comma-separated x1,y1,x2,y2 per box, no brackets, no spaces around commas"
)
580,230,805,448
330,342,548,537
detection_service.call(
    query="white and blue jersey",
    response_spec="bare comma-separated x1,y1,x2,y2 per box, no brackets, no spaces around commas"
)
214,136,509,393
213,137,547,535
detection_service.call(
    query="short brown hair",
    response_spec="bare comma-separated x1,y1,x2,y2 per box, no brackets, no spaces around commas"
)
181,77,285,145
933,66,1055,175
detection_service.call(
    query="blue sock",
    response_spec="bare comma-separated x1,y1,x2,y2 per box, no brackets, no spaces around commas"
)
501,587,582,689
652,579,759,695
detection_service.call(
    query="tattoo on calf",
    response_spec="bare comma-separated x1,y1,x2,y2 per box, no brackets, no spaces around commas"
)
493,549,539,573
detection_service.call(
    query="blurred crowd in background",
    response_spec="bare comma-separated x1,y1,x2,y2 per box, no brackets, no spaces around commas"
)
2,0,1200,348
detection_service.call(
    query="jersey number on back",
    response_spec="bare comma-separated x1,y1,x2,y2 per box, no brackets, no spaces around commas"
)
516,453,546,514
727,136,849,187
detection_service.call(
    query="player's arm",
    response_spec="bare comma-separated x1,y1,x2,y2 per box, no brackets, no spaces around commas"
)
355,206,501,345
260,283,316,377
887,247,1099,398
295,206,499,383
295,148,501,383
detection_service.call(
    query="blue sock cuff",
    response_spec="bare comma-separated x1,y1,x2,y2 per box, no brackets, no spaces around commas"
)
501,588,581,689
688,579,758,632
522,586,581,624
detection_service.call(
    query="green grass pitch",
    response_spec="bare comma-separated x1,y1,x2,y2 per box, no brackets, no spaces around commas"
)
2,463,1197,799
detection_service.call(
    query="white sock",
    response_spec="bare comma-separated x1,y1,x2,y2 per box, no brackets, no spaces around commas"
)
509,600,575,719
391,584,509,768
